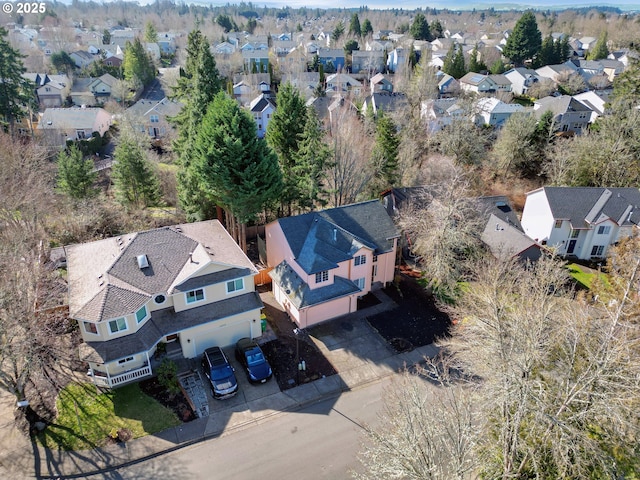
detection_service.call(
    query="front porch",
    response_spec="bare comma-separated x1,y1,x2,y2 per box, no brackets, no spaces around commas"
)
89,363,153,388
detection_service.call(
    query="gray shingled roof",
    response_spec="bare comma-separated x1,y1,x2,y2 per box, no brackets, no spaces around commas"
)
476,196,523,231
277,200,399,275
269,261,360,309
173,267,253,292
482,215,541,260
75,285,150,322
80,291,263,363
108,227,198,295
542,187,640,227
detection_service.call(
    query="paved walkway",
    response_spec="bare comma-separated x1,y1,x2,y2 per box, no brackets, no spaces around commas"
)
0,289,439,479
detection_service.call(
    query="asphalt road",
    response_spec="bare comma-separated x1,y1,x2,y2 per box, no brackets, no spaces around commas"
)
110,377,392,480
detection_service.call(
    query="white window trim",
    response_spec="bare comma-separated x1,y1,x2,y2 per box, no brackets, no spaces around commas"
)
118,356,135,365
226,278,245,294
108,317,128,335
354,277,366,289
84,321,99,335
315,270,329,283
185,288,205,304
354,254,367,266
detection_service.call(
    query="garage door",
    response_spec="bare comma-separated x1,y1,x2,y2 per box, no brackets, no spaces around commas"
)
192,320,250,356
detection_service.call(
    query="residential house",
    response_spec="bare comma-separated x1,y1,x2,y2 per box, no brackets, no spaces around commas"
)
437,72,460,97
504,67,540,95
273,39,297,57
574,90,609,122
70,78,96,106
459,72,498,93
318,48,346,72
38,107,111,146
369,73,393,94
535,62,579,83
477,196,541,262
428,53,446,70
103,54,123,68
126,97,181,140
214,42,236,55
421,98,463,133
325,73,362,95
280,47,308,75
157,33,177,55
89,74,119,103
474,97,527,127
598,59,625,82
351,50,385,74
23,73,70,108
362,92,407,116
534,95,592,135
521,187,640,260
386,48,407,73
249,94,275,139
66,220,262,388
281,72,320,100
70,50,97,69
145,43,161,61
242,51,270,73
266,201,399,327
488,74,513,93
365,40,393,52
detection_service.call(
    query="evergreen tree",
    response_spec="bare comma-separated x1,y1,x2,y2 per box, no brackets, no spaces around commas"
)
502,11,542,66
349,13,361,37
0,27,30,136
468,44,487,72
613,51,640,103
294,107,332,210
371,112,400,189
266,82,307,214
102,29,111,45
332,21,345,43
56,144,97,199
588,31,609,60
50,51,76,76
490,59,506,74
410,13,431,41
246,18,257,34
362,18,373,37
537,35,556,67
144,21,158,43
555,36,571,63
112,137,161,208
344,39,359,56
123,38,155,87
430,19,443,39
193,92,282,250
443,43,466,79
171,29,223,220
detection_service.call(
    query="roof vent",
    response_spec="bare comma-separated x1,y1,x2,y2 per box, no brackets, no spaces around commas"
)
137,254,150,269
332,228,337,242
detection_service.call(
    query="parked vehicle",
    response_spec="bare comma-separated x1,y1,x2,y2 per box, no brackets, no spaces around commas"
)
201,346,238,399
235,337,273,383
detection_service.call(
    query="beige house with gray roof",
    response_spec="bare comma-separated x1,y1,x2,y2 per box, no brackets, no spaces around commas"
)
66,220,263,388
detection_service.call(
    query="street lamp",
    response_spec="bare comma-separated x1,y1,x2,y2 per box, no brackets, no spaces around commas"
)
293,327,306,385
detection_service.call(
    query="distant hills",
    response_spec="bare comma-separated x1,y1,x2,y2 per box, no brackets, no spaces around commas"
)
201,1,640,12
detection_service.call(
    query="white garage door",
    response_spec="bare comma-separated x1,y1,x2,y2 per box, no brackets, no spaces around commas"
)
192,320,250,356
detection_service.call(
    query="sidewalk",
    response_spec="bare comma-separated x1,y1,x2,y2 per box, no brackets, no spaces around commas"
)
0,289,439,479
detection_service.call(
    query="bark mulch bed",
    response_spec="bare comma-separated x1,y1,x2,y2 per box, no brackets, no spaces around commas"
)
139,377,197,423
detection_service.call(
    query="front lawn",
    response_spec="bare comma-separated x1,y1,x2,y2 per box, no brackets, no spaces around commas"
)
567,262,609,290
38,382,181,451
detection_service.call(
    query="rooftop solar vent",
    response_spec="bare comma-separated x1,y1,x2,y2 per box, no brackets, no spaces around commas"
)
137,254,150,269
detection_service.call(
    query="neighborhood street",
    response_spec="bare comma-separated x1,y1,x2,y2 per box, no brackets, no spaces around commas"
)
105,377,394,480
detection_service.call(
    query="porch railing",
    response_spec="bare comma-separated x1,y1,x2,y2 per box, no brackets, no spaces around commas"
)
91,364,153,388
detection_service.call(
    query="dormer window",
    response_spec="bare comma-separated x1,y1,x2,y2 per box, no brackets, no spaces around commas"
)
315,271,329,283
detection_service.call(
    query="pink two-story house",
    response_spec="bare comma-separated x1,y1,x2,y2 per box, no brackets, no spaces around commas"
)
266,201,399,328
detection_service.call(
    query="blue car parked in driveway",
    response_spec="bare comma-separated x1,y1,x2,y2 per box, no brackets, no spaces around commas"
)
235,337,273,383
202,346,238,399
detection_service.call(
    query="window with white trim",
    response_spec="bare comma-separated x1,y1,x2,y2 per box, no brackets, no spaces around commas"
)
315,270,329,283
150,115,159,123
108,317,127,334
135,305,148,324
118,356,134,365
84,321,98,335
554,219,563,228
570,229,579,239
354,277,365,289
591,245,604,256
597,225,611,235
185,288,204,304
354,254,367,266
226,278,244,293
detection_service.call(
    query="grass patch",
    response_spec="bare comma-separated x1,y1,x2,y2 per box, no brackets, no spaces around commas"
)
39,382,181,451
567,263,608,290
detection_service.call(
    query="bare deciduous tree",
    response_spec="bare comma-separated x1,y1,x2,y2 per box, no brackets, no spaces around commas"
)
355,360,479,480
